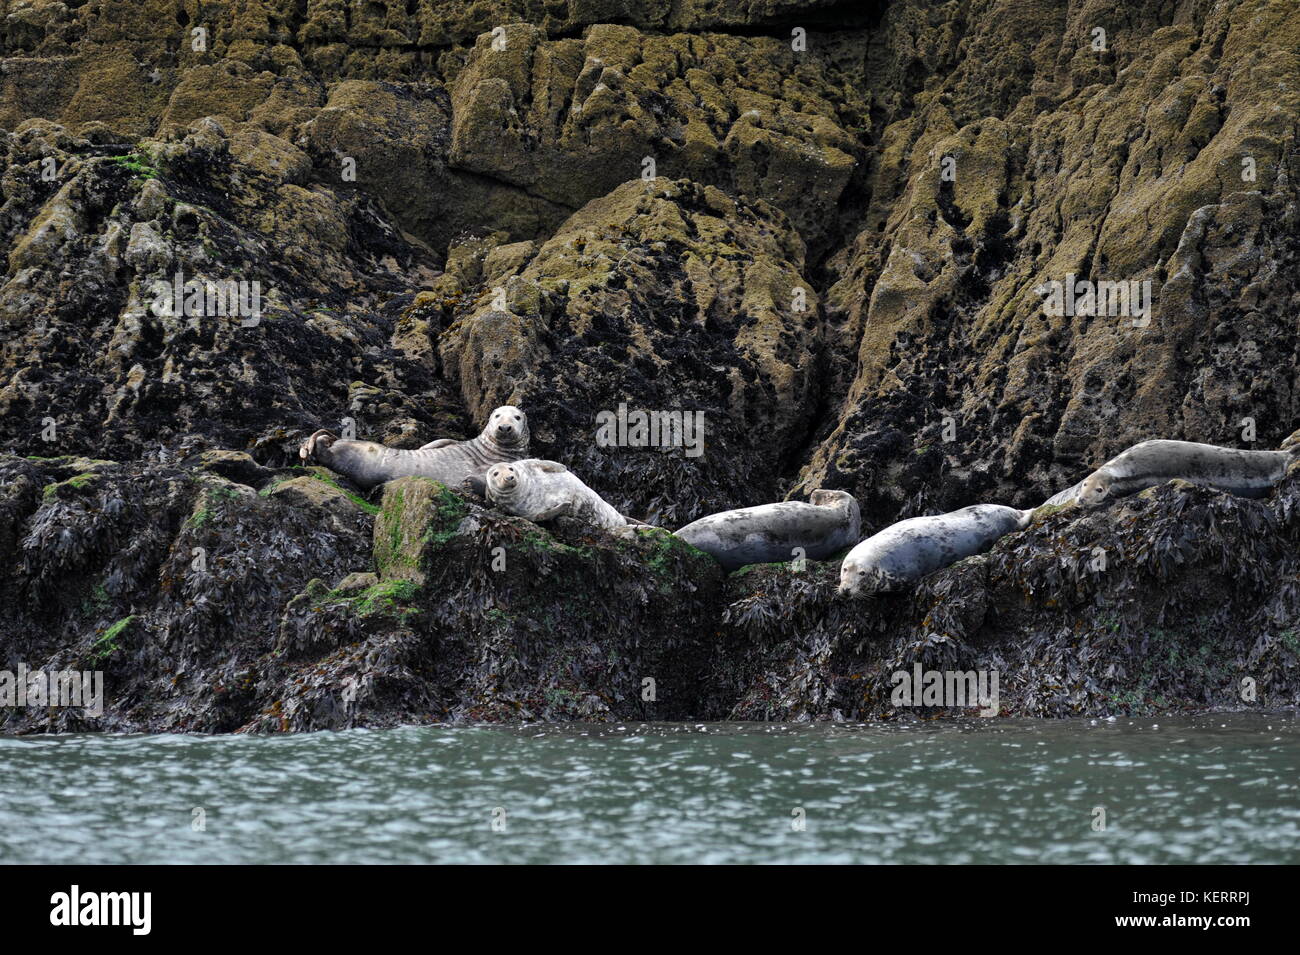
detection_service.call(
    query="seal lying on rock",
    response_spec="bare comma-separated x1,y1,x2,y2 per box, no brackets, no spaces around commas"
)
1075,439,1297,507
673,490,862,572
300,406,529,492
838,504,1031,596
486,459,629,531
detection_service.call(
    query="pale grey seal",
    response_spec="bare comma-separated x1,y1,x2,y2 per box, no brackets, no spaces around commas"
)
1076,439,1296,507
300,405,529,492
673,489,862,572
486,459,629,531
838,504,1032,596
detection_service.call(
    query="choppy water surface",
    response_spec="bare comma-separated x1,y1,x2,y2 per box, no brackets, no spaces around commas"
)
1,714,1297,864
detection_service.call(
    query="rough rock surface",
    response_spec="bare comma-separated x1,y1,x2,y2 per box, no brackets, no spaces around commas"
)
436,177,820,521
3,0,1300,731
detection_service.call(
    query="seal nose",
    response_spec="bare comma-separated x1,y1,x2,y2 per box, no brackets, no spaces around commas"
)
496,424,515,439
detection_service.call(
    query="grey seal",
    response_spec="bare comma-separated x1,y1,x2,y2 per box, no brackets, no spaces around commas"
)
673,489,862,572
300,405,529,492
486,459,629,531
839,504,1032,596
1076,439,1296,507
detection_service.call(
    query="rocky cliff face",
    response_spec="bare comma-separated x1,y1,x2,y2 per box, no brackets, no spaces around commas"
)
2,0,1299,731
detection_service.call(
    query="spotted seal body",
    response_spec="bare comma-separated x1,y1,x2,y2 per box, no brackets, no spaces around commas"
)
300,406,529,492
486,459,628,531
838,504,1031,596
673,490,862,572
1076,439,1296,507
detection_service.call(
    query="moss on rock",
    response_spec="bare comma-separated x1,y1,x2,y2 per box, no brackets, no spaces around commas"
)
373,476,470,583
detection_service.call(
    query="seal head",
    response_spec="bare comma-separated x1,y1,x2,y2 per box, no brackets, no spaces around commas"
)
484,406,529,451
1077,471,1111,507
837,562,899,598
486,461,522,497
810,488,853,509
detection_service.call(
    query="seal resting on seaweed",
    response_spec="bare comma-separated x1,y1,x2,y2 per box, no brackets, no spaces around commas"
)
1073,439,1297,508
299,406,529,492
838,504,1032,596
486,459,630,531
673,489,861,572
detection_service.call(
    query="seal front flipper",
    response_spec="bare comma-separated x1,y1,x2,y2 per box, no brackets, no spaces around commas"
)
419,438,458,450
461,474,488,498
533,501,572,521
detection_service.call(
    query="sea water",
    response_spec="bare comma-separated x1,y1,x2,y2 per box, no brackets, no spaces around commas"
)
1,714,1296,864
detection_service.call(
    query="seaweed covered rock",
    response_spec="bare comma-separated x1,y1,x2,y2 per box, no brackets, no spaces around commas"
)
0,454,374,732
265,489,726,730
0,117,462,465
300,79,572,252
371,475,470,584
793,0,1300,530
0,0,871,74
447,22,868,255
716,478,1300,720
3,448,1300,731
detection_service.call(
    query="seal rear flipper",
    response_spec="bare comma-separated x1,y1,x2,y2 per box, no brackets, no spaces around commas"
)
300,429,337,461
